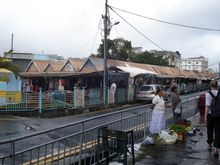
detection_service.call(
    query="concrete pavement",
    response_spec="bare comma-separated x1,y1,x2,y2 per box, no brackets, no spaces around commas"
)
134,113,220,165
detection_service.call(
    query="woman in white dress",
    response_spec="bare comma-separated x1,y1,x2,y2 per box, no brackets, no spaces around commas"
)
149,88,166,134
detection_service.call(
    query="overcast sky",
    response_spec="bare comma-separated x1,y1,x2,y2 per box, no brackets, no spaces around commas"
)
0,0,220,71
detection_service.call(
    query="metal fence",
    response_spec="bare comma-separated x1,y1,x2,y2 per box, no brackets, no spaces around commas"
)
0,87,130,113
0,94,199,165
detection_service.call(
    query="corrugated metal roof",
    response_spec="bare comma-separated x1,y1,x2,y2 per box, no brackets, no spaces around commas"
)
21,57,216,80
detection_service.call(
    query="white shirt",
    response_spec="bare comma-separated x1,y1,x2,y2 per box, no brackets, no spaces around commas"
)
110,83,117,94
152,95,165,112
205,89,218,113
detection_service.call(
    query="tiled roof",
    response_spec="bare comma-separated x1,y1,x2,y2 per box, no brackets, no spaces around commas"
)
26,60,65,72
49,61,65,72
33,60,50,72
69,58,86,71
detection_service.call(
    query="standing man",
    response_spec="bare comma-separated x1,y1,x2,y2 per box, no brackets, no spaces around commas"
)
204,80,219,157
110,82,117,104
170,86,182,124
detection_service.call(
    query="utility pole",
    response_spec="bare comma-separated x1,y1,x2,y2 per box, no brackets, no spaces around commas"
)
11,33,14,52
103,0,108,105
9,33,14,58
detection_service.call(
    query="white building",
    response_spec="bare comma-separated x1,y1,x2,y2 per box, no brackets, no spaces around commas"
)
180,56,208,72
4,52,63,60
131,47,143,54
149,50,181,68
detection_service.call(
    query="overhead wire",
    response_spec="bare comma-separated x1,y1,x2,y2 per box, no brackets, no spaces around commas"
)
89,17,102,55
73,16,103,56
109,5,220,32
108,5,165,51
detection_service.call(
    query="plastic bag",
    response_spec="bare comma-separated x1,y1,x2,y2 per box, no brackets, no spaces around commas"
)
154,136,167,145
174,103,182,114
175,107,181,114
141,136,154,146
159,130,177,144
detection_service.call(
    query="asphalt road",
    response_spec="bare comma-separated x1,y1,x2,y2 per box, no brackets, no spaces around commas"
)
0,104,147,141
0,92,201,141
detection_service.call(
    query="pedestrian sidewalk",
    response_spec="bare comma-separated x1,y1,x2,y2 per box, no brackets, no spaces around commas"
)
134,113,220,165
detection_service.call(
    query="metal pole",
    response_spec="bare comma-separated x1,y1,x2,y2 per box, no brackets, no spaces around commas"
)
103,0,108,106
38,87,42,114
10,33,14,58
11,33,14,52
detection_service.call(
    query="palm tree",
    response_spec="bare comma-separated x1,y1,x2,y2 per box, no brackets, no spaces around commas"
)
0,57,20,77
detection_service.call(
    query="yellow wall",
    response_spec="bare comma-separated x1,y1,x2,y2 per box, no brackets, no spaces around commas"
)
0,91,21,103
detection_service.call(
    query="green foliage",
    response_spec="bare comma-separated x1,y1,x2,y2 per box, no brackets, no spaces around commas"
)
97,37,172,66
97,37,132,61
0,57,20,78
169,124,186,134
129,51,170,66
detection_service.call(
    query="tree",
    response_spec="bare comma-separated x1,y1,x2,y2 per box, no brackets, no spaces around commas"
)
0,57,20,77
97,38,132,61
129,51,170,66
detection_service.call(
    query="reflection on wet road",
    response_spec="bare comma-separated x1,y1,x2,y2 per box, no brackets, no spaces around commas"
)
0,117,29,139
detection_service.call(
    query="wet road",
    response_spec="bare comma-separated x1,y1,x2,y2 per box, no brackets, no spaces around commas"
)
0,117,27,138
0,104,147,141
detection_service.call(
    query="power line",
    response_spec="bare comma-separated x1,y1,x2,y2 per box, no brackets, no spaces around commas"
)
109,5,220,32
89,18,102,55
108,5,165,51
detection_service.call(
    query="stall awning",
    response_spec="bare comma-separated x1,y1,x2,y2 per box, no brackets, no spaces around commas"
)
0,69,12,73
116,66,158,77
155,74,176,78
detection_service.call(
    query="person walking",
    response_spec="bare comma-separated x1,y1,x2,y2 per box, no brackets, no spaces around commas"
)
204,80,219,157
149,88,166,134
170,86,182,124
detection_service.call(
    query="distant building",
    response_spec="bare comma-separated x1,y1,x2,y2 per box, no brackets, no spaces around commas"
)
180,56,208,72
131,47,143,54
4,52,63,60
3,52,64,72
149,50,181,68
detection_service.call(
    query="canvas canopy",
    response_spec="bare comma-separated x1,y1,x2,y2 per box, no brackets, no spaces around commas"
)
116,66,158,77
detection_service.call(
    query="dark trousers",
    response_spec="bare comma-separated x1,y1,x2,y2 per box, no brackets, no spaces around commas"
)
214,117,220,148
173,113,181,124
207,114,215,145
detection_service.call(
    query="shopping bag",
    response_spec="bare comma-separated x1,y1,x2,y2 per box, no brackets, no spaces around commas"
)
174,103,182,114
159,130,177,144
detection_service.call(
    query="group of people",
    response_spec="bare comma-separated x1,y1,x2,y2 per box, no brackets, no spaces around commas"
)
149,80,220,158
